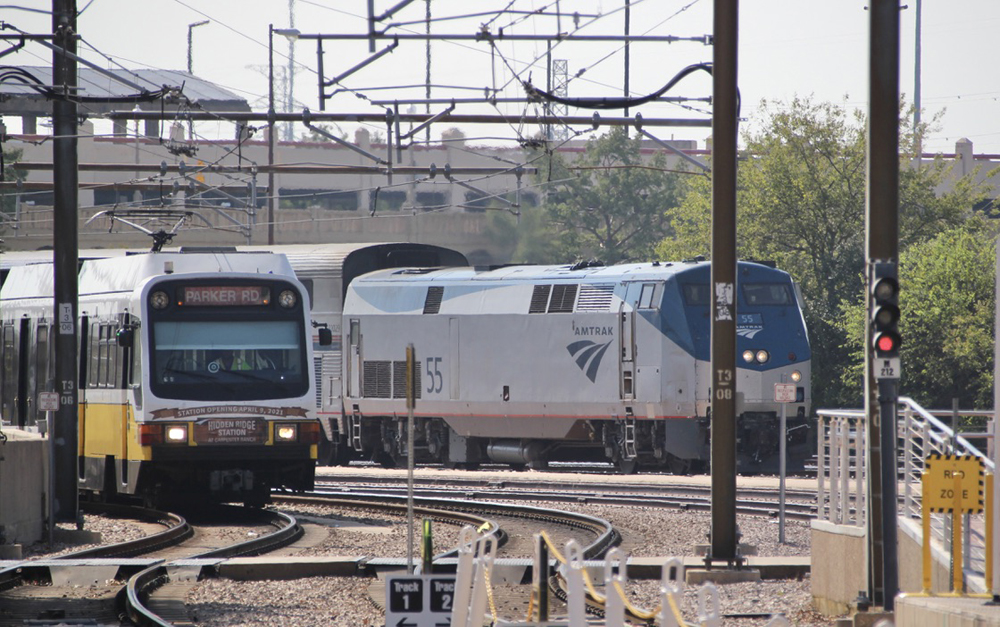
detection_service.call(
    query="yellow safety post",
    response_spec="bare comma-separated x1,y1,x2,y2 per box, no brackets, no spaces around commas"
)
922,470,932,594
952,469,964,594
986,473,994,596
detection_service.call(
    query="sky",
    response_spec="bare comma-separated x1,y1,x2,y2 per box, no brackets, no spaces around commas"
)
6,0,1000,155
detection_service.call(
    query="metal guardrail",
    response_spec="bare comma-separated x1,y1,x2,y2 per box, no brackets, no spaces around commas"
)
817,398,995,592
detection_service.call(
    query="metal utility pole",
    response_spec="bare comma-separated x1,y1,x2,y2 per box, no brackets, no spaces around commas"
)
51,0,80,526
624,0,631,118
710,0,739,563
286,0,296,141
187,20,209,74
865,0,901,612
187,20,208,140
268,24,276,245
913,0,922,154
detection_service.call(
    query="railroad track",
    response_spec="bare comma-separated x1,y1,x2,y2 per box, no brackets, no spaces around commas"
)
314,472,818,520
0,502,301,627
274,490,620,559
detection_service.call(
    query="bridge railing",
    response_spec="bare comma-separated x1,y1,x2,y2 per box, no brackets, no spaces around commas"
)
816,399,994,590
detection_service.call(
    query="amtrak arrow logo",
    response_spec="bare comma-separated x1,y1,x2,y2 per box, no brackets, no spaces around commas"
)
567,340,613,382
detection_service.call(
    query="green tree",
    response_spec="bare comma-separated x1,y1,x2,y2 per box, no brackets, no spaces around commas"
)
536,127,687,264
656,96,993,409
838,222,997,408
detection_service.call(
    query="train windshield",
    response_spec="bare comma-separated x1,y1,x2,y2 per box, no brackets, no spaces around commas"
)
681,282,792,306
150,320,308,401
742,283,793,306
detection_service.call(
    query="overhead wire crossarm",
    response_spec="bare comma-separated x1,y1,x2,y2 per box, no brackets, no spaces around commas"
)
295,32,708,43
106,109,711,129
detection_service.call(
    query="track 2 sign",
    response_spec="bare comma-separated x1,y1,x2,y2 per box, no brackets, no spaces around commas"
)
385,573,456,627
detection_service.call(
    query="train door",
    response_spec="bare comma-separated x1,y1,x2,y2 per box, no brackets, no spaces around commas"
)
347,319,361,398
0,323,14,427
29,322,52,427
634,282,663,404
15,317,29,427
618,302,635,400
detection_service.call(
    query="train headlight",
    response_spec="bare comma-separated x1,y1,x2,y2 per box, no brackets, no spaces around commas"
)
275,424,298,442
791,370,802,383
165,425,188,443
150,291,170,310
278,290,297,308
755,350,770,364
742,350,755,363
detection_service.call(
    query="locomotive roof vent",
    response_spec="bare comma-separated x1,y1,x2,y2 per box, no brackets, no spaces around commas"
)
179,246,239,253
423,286,444,314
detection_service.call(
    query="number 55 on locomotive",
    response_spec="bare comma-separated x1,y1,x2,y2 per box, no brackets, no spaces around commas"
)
0,250,323,506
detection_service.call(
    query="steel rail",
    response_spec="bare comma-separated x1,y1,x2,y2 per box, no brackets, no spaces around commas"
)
273,492,504,560
0,502,191,625
67,502,192,558
124,508,302,626
315,482,816,520
299,489,619,560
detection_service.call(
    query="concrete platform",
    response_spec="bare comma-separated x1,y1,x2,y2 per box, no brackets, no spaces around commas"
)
896,595,1000,627
0,428,48,548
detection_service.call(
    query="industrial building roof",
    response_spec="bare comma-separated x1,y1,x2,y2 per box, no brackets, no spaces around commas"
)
0,66,251,117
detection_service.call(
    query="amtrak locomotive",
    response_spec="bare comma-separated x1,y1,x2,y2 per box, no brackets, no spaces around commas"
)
337,258,811,473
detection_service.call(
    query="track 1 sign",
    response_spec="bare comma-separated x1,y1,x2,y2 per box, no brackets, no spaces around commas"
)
385,573,456,627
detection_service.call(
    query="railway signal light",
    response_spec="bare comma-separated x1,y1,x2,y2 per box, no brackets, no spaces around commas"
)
871,262,901,360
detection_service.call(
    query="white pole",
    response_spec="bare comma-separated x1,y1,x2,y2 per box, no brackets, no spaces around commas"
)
993,240,1000,600
779,400,787,544
406,344,416,574
47,409,55,546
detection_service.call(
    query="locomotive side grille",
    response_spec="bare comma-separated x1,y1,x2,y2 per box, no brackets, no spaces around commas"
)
548,284,578,313
528,285,551,313
363,360,392,398
423,286,444,314
576,284,615,311
392,360,422,399
314,356,323,407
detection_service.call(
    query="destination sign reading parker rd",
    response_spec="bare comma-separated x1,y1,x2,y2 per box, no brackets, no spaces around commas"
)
180,286,270,306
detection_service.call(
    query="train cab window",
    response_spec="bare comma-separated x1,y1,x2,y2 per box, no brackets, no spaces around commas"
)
742,283,792,306
299,279,314,310
150,319,307,401
681,284,710,306
638,283,659,309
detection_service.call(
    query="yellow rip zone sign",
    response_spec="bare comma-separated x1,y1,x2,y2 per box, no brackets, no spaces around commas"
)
923,454,984,514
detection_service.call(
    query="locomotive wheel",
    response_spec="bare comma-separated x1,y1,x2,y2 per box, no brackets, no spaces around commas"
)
616,458,639,475
667,455,692,475
318,437,350,466
444,461,480,470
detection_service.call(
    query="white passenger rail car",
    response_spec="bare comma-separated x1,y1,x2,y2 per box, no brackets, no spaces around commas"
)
0,251,321,505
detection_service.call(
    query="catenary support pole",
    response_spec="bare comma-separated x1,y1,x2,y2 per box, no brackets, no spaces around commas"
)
710,0,739,562
51,0,80,526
